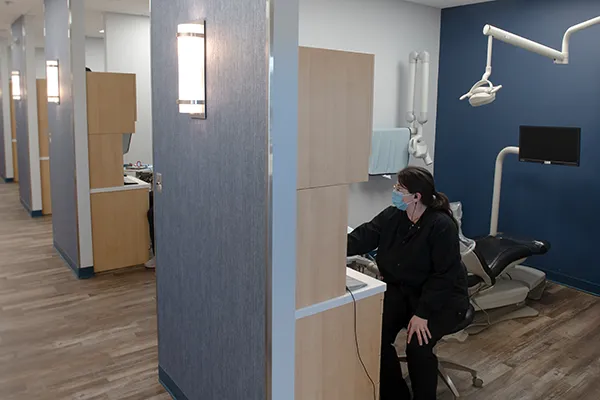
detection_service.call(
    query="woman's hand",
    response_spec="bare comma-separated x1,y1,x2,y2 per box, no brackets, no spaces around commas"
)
407,315,432,346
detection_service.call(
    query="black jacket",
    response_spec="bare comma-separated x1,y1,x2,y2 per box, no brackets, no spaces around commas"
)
348,206,469,320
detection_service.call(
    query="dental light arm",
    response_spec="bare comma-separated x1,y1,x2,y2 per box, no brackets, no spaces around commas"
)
407,51,433,165
461,16,600,106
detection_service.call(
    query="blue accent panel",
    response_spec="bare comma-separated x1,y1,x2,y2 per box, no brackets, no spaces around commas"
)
3,177,14,183
436,0,600,293
77,266,95,280
31,210,43,218
54,240,94,279
543,269,600,297
159,366,189,400
20,197,42,218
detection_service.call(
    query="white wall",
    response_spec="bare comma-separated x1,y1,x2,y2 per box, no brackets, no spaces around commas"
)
299,0,441,226
104,13,152,164
85,37,105,72
35,38,106,79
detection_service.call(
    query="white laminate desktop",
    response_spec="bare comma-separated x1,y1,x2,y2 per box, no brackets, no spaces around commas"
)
295,268,386,320
90,175,151,194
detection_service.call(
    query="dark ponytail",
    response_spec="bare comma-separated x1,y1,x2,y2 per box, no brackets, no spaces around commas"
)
397,166,456,224
431,191,453,219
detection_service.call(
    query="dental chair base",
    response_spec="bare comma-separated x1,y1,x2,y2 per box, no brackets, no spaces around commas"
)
506,265,546,300
467,302,539,335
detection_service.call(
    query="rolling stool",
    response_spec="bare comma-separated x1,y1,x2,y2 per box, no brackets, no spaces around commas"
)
398,304,483,399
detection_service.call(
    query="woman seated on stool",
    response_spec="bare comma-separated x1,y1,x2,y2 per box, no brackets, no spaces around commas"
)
347,166,469,400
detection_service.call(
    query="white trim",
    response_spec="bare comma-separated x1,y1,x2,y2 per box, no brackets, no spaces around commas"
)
0,40,13,179
295,268,387,320
39,156,49,161
70,1,94,268
12,139,17,143
90,176,150,194
269,0,299,398
24,15,42,211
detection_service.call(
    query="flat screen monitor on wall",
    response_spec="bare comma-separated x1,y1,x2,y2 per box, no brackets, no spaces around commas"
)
519,125,581,167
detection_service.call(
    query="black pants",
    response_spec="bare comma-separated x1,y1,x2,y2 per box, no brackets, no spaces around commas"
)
147,191,155,252
380,284,464,400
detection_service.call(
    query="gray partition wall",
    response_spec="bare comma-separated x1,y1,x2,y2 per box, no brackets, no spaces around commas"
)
44,0,79,270
0,65,5,181
11,17,32,210
44,0,94,278
152,0,299,398
0,40,14,182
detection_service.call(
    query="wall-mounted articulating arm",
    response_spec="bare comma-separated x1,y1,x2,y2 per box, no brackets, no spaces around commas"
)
461,16,600,107
406,51,432,166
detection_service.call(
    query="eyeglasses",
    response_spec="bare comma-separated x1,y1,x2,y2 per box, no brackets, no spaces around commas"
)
393,184,412,196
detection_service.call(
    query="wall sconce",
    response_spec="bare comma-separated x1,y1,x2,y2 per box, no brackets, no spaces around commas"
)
46,60,60,104
11,71,21,100
176,21,206,119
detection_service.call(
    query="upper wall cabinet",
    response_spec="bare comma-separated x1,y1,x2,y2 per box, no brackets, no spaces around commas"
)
298,47,374,190
87,72,137,135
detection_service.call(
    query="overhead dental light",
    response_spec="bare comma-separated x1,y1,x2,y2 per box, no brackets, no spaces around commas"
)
461,16,600,106
407,51,433,165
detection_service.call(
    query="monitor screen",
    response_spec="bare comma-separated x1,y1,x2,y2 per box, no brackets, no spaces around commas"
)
519,125,581,166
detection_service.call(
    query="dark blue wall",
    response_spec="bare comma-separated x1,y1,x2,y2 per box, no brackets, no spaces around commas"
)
436,0,600,294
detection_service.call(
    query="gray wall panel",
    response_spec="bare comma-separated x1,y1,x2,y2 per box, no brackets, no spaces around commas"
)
11,17,31,208
44,0,80,265
0,64,5,180
152,0,268,398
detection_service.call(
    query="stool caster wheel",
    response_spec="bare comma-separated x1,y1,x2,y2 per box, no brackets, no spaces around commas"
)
472,377,484,388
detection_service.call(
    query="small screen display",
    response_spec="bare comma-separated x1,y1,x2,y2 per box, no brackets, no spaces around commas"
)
519,125,581,166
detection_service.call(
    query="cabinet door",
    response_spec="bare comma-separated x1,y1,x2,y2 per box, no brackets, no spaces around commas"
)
298,47,374,190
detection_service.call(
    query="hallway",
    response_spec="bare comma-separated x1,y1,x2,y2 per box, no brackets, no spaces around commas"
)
0,183,167,399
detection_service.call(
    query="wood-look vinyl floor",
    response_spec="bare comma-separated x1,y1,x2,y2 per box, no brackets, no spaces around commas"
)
1,182,599,400
0,183,169,400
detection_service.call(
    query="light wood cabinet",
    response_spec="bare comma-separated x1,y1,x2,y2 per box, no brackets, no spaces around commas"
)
86,72,137,135
37,79,52,215
296,185,348,309
296,293,384,400
297,47,374,190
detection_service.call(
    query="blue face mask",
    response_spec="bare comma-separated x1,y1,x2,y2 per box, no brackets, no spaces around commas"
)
392,190,414,211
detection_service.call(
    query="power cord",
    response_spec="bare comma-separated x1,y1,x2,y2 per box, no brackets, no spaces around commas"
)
346,286,377,400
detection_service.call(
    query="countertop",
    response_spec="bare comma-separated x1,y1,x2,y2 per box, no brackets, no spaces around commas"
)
295,267,386,320
90,175,151,194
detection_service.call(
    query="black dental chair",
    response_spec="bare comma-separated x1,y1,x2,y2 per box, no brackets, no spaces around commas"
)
473,234,550,282
462,234,551,335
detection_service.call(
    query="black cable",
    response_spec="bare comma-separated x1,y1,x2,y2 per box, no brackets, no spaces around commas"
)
346,286,377,400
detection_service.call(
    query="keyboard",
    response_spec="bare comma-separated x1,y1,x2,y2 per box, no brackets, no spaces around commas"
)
346,275,367,291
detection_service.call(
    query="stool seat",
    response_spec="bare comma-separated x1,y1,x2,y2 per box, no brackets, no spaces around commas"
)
447,303,475,336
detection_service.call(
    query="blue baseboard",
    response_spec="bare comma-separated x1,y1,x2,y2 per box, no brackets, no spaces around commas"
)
54,241,95,280
541,269,600,297
159,366,189,400
2,177,14,183
20,198,43,218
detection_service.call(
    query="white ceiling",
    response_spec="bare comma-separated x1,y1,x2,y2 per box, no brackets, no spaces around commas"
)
0,0,492,44
0,0,149,44
406,0,495,7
